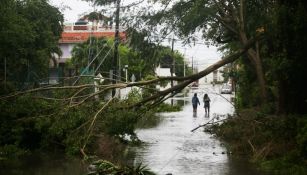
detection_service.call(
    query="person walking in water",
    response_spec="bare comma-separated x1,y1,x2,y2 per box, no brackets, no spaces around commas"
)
192,93,200,113
203,93,211,115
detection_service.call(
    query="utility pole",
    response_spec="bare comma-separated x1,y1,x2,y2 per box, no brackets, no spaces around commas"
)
183,61,186,77
171,37,175,106
192,56,194,73
112,0,120,97
183,48,186,77
171,37,175,88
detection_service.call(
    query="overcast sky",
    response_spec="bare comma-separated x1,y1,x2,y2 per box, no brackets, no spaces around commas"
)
49,0,93,22
49,0,222,70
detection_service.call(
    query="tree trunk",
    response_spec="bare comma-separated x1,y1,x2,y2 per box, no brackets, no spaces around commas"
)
238,0,267,103
129,36,259,108
240,32,268,103
248,48,268,103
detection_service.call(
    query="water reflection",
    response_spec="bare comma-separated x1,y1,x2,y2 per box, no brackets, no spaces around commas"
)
127,87,267,175
0,152,88,175
135,113,163,129
192,111,197,117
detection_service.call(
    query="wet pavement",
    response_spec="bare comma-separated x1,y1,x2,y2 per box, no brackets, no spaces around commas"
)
129,84,264,175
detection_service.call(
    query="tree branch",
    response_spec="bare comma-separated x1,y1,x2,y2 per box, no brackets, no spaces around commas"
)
127,36,261,108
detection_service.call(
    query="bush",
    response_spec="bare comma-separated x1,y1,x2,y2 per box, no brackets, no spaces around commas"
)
296,117,307,159
87,159,156,175
212,111,307,174
154,103,182,112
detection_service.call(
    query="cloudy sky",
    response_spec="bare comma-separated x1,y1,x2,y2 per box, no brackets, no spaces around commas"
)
49,0,222,70
49,0,93,22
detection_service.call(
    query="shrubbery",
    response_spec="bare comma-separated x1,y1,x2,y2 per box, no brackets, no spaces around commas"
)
87,159,156,175
0,86,181,158
211,110,307,174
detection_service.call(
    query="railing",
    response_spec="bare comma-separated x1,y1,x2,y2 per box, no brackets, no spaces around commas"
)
63,24,125,32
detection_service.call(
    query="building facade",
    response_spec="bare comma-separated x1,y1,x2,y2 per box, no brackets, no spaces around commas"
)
54,21,126,65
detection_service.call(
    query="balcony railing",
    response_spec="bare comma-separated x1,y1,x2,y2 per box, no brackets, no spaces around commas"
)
63,24,125,32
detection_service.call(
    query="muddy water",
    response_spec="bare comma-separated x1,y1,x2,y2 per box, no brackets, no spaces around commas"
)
128,85,267,175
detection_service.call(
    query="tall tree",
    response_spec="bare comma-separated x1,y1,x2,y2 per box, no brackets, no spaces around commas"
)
141,0,271,103
0,0,63,92
265,0,307,114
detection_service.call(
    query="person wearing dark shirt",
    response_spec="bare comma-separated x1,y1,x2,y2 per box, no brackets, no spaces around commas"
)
203,93,211,114
192,93,200,113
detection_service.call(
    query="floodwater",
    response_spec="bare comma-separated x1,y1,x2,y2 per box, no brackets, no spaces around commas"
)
0,152,87,175
128,84,267,175
0,84,267,175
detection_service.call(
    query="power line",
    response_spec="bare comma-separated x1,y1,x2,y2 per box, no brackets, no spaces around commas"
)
73,44,109,85
95,45,114,73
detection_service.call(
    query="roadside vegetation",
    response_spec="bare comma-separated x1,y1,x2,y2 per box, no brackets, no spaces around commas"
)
1,0,307,174
132,0,307,174
211,111,307,174
0,0,186,173
212,1,307,174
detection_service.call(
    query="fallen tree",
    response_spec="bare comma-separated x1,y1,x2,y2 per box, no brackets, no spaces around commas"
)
0,35,260,157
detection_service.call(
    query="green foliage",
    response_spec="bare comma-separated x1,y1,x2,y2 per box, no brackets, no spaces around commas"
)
141,75,158,98
155,103,182,112
87,159,156,175
296,117,307,158
0,87,172,156
0,0,63,90
0,93,95,155
70,33,187,83
0,144,29,158
125,88,142,104
232,0,307,114
263,0,307,114
99,106,139,137
135,112,161,129
235,59,261,108
126,28,189,79
260,155,307,175
71,37,113,77
212,112,307,174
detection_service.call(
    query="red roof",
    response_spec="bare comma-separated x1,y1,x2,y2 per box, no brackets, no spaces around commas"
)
59,31,126,43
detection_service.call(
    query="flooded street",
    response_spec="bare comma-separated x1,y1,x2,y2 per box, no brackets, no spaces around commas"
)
0,85,267,175
129,84,265,175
